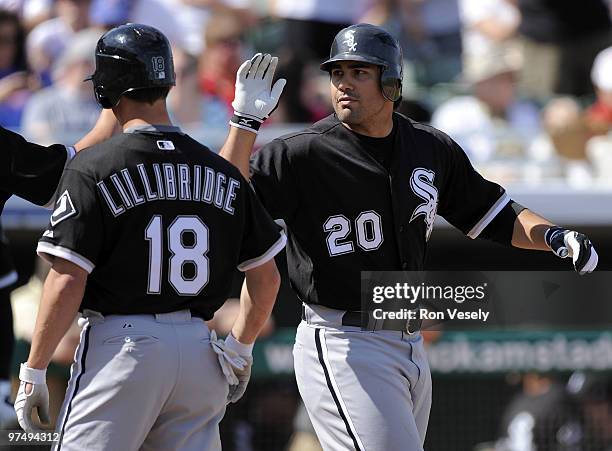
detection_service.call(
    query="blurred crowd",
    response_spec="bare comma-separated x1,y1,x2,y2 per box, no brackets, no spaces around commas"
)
0,0,612,185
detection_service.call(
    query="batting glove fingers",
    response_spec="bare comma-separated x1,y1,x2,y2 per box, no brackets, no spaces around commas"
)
227,358,252,404
14,364,49,432
545,226,598,275
231,53,286,133
210,331,248,385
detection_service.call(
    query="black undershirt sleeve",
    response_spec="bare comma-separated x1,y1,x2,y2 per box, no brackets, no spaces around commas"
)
479,201,527,245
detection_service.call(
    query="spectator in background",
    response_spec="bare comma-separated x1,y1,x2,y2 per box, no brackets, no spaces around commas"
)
584,47,612,185
567,372,612,450
459,0,520,85
167,45,202,127
88,0,133,29
26,0,91,87
586,46,612,137
270,0,368,122
0,0,52,30
496,373,583,451
197,11,244,127
21,28,100,144
0,9,31,127
131,0,255,56
432,48,540,165
362,0,463,87
517,0,612,101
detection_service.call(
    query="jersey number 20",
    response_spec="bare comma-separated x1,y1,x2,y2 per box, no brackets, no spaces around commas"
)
145,215,209,295
323,211,383,256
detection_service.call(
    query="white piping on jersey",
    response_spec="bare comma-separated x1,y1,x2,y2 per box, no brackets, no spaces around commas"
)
37,242,95,274
96,163,240,217
0,270,17,289
467,192,511,239
237,231,287,272
274,219,288,234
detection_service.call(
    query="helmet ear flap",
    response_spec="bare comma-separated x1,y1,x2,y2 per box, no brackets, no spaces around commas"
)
380,66,402,102
94,85,116,109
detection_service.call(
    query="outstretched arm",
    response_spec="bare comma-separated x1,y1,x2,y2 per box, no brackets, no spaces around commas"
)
511,209,598,274
219,53,286,179
511,209,553,251
74,109,120,152
219,126,257,180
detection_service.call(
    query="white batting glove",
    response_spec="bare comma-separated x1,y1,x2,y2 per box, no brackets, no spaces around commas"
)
230,53,286,134
224,334,253,404
14,364,49,432
209,331,253,404
545,226,599,275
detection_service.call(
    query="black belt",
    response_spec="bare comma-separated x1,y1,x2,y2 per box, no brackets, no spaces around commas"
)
301,306,421,333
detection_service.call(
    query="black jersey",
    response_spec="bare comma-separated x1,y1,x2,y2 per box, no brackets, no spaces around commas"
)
0,223,16,290
0,126,74,213
37,125,286,320
250,113,509,310
499,383,583,450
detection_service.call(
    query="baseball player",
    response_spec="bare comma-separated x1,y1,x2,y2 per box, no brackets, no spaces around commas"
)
221,24,599,451
14,24,286,451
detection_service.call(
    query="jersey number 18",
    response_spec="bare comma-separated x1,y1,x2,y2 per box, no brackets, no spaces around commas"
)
145,215,210,296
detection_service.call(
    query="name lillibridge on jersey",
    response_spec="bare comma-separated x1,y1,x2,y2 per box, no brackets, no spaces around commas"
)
96,162,240,217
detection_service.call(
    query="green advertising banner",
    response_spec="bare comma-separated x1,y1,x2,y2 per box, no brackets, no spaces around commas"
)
251,329,612,377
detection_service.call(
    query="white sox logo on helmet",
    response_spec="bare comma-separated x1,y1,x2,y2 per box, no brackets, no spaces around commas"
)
343,30,357,52
409,168,438,241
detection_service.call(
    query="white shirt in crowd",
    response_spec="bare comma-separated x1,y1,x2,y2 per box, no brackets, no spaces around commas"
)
272,0,369,24
459,0,520,58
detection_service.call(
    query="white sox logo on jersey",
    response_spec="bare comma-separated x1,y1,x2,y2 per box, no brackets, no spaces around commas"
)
50,190,77,226
409,168,438,241
343,30,357,52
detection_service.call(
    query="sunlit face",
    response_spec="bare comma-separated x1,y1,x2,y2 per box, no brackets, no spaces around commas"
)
474,71,515,115
596,88,612,109
329,61,390,127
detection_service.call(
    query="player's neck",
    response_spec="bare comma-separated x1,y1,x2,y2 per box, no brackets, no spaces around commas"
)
113,99,174,131
342,116,393,138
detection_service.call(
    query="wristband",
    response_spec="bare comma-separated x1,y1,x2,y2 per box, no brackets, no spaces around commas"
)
19,363,47,384
544,226,565,247
544,226,569,257
229,113,263,134
225,333,253,357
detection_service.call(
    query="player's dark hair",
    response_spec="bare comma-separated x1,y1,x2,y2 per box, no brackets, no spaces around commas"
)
122,87,170,105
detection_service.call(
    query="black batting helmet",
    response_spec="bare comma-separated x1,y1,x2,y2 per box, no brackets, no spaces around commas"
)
320,23,403,102
86,23,176,109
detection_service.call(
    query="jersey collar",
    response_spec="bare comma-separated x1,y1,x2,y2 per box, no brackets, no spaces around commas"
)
124,124,184,135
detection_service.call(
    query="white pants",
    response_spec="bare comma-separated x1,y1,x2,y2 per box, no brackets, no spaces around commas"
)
294,304,432,451
53,310,228,451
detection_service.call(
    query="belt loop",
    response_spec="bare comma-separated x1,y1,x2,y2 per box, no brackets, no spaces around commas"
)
155,309,192,323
